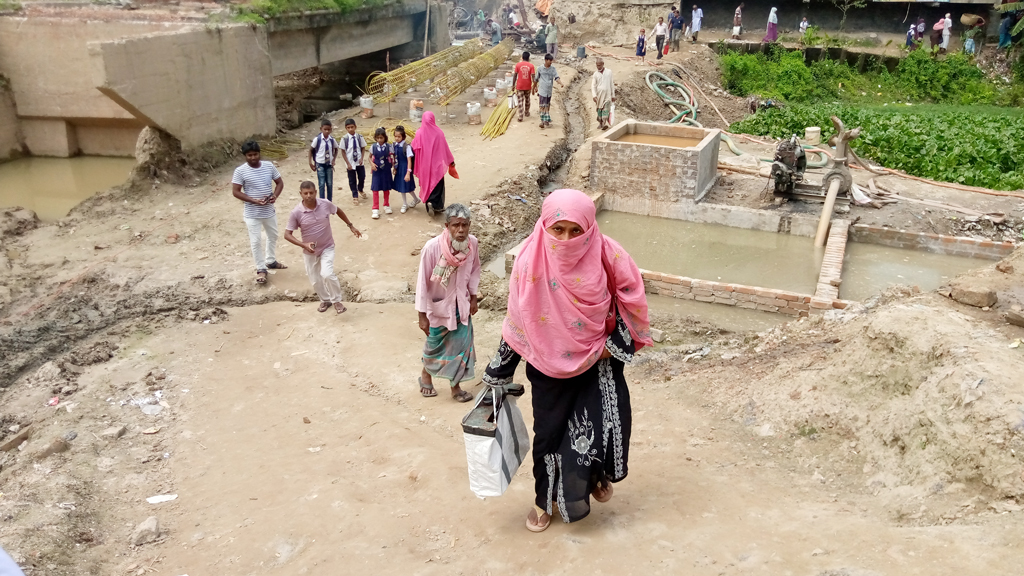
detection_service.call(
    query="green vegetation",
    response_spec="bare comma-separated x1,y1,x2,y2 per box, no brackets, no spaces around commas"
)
0,0,22,12
720,46,1014,106
730,104,1024,190
233,0,384,24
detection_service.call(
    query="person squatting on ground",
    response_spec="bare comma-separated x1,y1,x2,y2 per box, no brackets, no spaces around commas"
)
669,10,684,52
412,111,458,216
339,118,367,205
416,203,481,402
635,29,647,65
481,188,653,532
733,3,744,39
369,127,394,219
535,53,564,129
592,58,615,131
653,16,668,59
283,181,361,314
392,125,419,213
690,5,703,43
308,118,338,202
513,51,537,122
232,140,287,285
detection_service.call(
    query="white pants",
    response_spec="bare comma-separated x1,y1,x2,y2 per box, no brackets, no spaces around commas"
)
303,246,342,303
244,216,278,271
941,30,950,49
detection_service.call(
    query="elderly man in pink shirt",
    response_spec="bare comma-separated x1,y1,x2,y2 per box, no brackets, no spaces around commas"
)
415,203,481,402
284,181,361,314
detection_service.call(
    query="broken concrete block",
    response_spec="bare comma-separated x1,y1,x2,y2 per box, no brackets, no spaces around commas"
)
950,283,997,308
0,426,31,452
130,517,161,546
101,425,127,440
1007,310,1024,329
650,328,665,343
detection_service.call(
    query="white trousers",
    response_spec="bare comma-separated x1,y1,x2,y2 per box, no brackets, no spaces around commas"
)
303,246,342,303
244,216,278,271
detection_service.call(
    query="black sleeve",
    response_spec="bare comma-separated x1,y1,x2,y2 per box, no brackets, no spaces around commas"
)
605,310,636,364
482,339,521,386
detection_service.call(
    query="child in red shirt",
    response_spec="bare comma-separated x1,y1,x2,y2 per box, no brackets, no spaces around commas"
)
512,51,536,122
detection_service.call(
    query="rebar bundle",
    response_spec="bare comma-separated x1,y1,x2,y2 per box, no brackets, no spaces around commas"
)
364,39,484,103
430,39,514,106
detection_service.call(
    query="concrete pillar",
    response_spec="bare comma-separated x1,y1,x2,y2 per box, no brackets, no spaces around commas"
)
22,119,79,158
0,85,23,160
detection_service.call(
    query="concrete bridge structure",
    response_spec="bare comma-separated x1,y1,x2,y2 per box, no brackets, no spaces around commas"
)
0,1,447,160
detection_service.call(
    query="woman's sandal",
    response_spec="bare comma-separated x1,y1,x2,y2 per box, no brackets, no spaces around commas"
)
255,270,268,284
592,480,614,503
526,506,551,533
419,377,437,398
452,389,473,403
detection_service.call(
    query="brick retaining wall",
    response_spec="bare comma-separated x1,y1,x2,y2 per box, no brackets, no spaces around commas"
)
849,224,1016,260
641,270,853,318
815,220,850,300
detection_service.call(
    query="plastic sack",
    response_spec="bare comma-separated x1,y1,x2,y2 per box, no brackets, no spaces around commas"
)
463,390,530,497
466,102,481,115
608,103,615,126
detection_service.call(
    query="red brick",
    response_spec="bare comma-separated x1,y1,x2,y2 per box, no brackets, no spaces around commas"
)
695,295,715,303
790,301,809,310
779,307,800,316
809,298,832,309
657,288,675,296
756,304,779,312
641,271,663,281
714,296,737,305
754,288,779,298
832,300,849,309
734,285,757,295
737,301,757,309
663,275,684,285
775,292,800,302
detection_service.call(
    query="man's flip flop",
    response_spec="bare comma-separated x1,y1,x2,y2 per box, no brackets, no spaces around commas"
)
334,302,347,314
255,270,268,284
317,302,331,313
526,506,551,533
419,377,437,398
453,390,473,403
266,261,288,269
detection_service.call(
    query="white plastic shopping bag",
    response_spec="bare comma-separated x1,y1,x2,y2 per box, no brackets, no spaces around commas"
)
462,389,530,497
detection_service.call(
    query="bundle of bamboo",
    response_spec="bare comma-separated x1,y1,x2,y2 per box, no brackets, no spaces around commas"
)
480,94,517,140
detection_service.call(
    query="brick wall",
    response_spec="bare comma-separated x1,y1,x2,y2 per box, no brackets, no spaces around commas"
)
814,219,849,300
590,120,720,209
849,224,1016,260
641,270,853,318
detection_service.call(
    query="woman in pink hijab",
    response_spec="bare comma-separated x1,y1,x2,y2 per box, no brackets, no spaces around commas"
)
482,188,652,532
411,111,457,216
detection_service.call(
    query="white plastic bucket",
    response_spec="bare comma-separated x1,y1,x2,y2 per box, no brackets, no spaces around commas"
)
467,102,481,116
483,87,498,107
804,127,821,145
410,109,423,122
359,95,374,119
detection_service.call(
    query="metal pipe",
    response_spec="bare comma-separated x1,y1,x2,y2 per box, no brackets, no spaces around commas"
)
814,178,841,247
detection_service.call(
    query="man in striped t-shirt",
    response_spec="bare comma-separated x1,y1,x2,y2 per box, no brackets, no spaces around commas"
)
232,140,287,285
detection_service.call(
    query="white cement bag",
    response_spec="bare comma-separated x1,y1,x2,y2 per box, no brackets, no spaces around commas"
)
464,392,530,498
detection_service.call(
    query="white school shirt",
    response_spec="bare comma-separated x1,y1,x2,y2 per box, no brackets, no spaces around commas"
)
340,133,366,166
653,22,669,36
800,21,808,33
310,133,337,164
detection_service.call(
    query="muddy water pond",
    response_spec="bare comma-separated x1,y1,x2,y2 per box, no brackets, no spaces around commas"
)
615,133,703,148
0,156,136,221
841,242,982,301
599,211,823,294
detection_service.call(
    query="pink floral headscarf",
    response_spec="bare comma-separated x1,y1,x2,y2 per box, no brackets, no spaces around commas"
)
503,189,652,378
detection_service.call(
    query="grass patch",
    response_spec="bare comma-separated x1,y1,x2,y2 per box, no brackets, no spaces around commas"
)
232,0,383,24
721,45,1016,106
